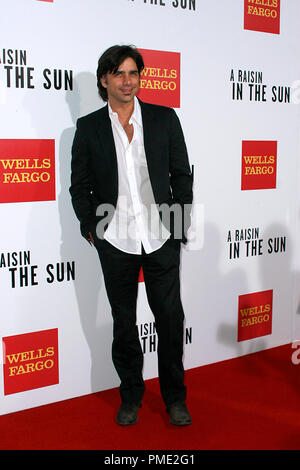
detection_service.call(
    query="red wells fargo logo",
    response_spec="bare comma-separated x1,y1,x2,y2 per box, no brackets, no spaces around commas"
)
2,329,59,395
238,290,273,341
241,140,277,190
244,0,280,34
137,49,180,108
0,139,55,203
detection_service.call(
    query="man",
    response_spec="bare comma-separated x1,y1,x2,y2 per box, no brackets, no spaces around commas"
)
70,45,193,426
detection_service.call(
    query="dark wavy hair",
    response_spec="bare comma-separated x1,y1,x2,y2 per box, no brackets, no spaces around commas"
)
96,45,144,102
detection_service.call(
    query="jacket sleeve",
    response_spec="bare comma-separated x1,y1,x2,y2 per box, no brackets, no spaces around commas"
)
168,109,193,243
69,118,94,241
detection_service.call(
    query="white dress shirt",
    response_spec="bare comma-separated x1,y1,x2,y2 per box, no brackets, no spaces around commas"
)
103,96,170,254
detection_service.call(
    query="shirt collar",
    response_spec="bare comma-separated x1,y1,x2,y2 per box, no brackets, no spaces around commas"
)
108,96,142,127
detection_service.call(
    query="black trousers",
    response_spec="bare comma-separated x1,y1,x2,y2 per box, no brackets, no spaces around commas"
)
94,237,186,407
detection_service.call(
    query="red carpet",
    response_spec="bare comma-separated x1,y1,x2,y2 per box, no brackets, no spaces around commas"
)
1,343,300,450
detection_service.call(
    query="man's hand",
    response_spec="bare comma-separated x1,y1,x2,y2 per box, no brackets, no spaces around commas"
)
88,232,94,245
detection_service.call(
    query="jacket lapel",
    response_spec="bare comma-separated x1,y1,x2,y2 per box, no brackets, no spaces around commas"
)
96,105,116,159
139,99,157,179
96,105,118,202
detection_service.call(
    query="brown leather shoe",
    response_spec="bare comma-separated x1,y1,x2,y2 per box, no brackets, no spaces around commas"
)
167,402,192,426
116,402,141,426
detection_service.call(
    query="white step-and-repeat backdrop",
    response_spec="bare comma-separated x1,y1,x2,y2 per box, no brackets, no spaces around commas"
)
1,0,300,415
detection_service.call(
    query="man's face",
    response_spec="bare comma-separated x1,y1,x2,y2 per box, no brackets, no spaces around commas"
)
101,57,140,106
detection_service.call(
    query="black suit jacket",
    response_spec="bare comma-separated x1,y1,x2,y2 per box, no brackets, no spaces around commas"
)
70,99,193,243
